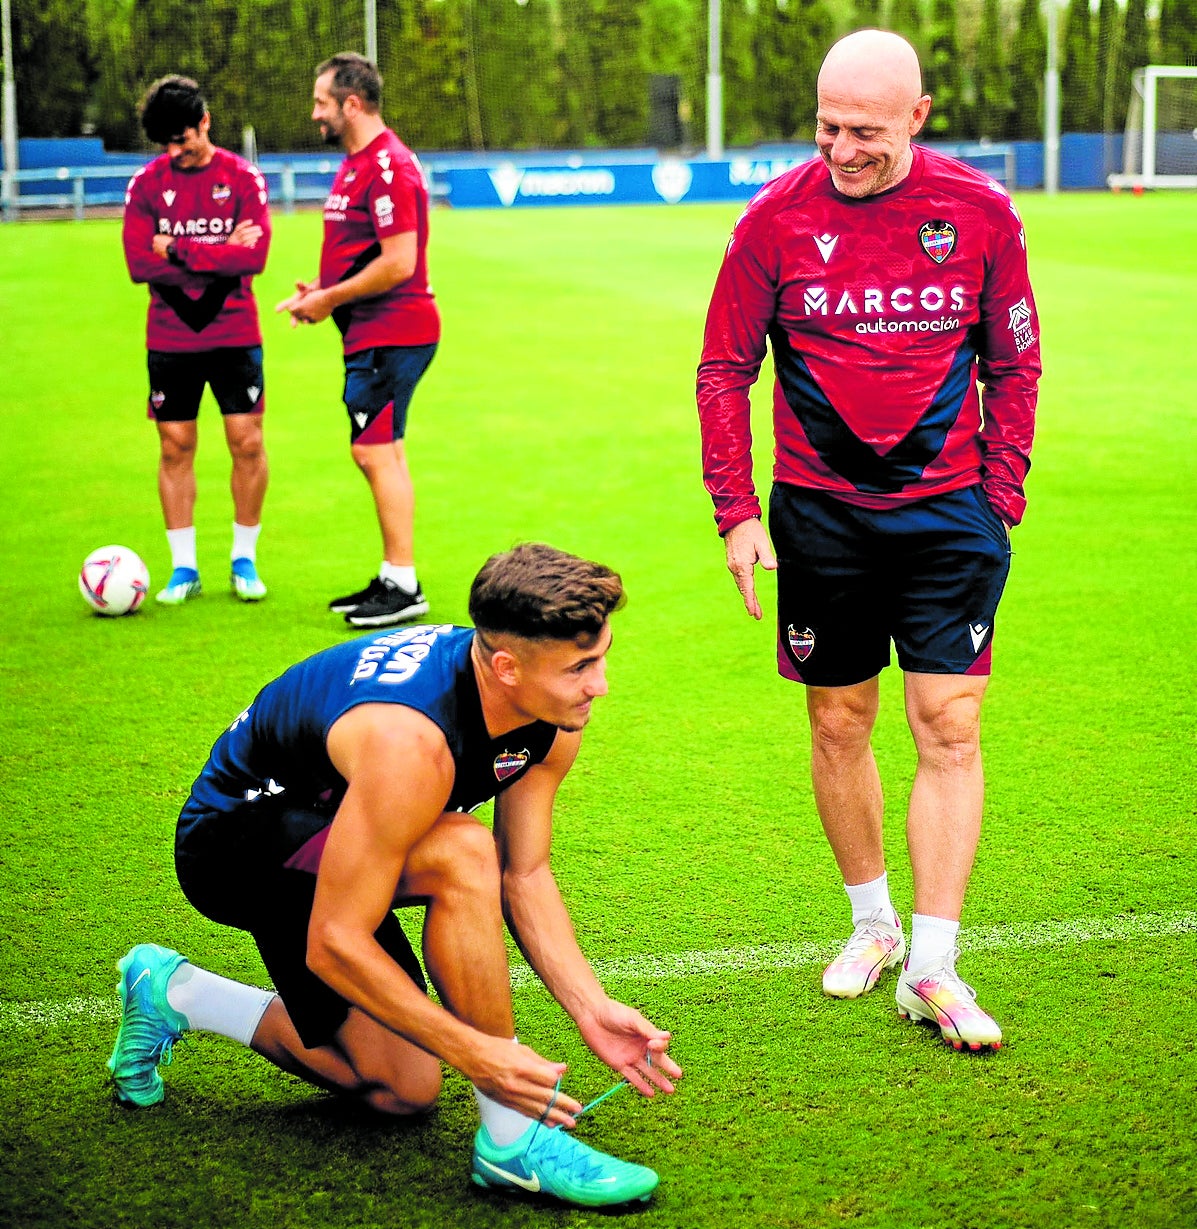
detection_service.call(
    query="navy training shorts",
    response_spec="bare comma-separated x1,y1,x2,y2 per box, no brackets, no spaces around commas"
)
342,343,437,445
147,346,265,422
175,794,427,1050
769,482,1012,687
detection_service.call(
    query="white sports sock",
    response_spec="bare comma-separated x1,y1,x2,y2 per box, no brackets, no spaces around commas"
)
231,521,261,563
166,526,197,573
907,914,961,973
379,562,417,594
473,1040,537,1146
165,963,276,1047
844,872,898,928
474,1087,537,1147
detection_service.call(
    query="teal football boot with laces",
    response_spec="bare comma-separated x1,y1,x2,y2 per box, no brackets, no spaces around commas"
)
107,944,190,1106
472,1120,659,1207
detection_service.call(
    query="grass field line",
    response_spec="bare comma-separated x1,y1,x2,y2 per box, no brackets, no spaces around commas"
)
4,909,1194,1034
534,908,1197,991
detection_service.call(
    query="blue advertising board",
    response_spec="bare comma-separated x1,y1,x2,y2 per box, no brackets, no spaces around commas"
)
428,154,816,209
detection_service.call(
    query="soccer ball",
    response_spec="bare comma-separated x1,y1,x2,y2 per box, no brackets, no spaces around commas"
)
79,545,150,616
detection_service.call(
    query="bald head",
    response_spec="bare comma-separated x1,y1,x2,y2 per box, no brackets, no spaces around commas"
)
814,29,931,198
819,30,923,106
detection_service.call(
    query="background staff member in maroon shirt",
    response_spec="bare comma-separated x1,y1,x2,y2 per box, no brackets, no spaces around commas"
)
123,76,271,605
278,53,441,630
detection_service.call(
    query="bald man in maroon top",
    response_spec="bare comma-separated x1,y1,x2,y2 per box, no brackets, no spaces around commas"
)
698,30,1041,1051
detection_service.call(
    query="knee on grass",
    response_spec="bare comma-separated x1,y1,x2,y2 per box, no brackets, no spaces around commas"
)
354,1060,442,1116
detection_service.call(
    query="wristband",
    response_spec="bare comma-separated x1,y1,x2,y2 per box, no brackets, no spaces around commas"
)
166,241,185,267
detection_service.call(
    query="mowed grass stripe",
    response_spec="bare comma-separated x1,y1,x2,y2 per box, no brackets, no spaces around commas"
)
7,908,1194,1033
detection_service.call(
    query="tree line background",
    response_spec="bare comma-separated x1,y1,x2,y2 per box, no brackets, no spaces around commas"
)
13,0,1197,154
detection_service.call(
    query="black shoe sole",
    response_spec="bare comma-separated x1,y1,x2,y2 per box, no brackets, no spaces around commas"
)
345,599,431,628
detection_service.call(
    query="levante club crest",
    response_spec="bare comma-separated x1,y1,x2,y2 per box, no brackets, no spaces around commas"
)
919,220,957,264
787,625,815,662
493,749,529,781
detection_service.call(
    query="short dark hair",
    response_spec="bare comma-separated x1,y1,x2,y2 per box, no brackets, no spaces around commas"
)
140,75,206,145
469,544,625,646
316,52,382,112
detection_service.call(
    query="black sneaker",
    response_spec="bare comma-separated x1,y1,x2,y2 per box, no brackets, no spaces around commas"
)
344,579,430,628
329,576,389,614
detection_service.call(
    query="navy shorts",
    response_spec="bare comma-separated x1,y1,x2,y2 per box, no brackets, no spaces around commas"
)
343,343,437,445
175,795,426,1050
769,482,1012,687
147,346,265,422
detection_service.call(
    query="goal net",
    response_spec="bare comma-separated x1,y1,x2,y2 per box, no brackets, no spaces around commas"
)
1109,66,1197,190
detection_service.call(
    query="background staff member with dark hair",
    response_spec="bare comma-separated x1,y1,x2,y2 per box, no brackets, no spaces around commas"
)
123,75,272,605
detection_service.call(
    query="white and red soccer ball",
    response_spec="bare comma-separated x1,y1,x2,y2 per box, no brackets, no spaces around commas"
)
79,545,150,616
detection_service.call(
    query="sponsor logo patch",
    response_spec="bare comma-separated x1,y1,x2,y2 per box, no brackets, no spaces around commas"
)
494,749,529,782
919,220,957,264
787,625,815,662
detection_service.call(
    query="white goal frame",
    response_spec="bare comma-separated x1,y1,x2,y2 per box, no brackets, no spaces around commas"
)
1108,65,1197,190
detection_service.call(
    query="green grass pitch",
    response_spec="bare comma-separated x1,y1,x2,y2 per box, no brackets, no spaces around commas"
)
1,191,1195,1229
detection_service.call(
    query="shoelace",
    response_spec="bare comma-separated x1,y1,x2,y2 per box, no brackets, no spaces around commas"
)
537,1051,653,1128
518,1069,646,1182
123,990,183,1070
839,918,899,960
529,1126,614,1182
918,949,978,1003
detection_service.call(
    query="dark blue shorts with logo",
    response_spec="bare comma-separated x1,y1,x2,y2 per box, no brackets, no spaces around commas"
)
769,482,1012,687
343,343,437,445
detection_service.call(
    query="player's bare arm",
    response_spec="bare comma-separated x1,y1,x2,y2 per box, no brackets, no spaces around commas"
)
316,703,575,1122
285,231,417,325
495,734,681,1097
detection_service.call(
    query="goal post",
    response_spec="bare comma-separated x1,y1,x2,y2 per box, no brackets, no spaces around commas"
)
1108,66,1197,191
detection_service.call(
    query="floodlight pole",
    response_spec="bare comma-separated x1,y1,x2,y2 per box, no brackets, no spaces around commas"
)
1043,0,1060,195
1,0,17,217
364,0,378,65
707,0,723,159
